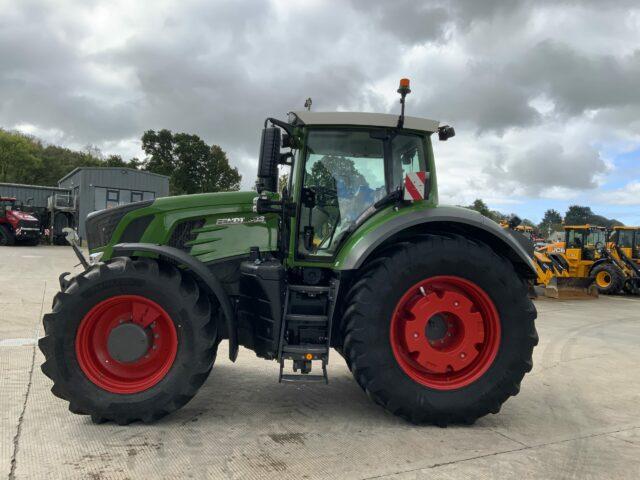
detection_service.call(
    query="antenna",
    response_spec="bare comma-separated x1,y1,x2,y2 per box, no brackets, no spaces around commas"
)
397,78,411,128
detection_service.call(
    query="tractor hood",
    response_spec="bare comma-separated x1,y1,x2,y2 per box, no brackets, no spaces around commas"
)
96,189,279,266
152,190,258,211
8,210,38,222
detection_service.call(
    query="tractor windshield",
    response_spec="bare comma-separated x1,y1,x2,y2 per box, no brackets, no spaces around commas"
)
617,229,634,248
1,198,15,212
299,129,426,257
566,228,605,249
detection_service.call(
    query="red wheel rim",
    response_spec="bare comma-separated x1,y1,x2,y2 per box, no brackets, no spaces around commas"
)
75,295,178,394
390,276,501,390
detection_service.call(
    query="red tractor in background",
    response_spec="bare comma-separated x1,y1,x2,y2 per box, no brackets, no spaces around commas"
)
0,196,41,246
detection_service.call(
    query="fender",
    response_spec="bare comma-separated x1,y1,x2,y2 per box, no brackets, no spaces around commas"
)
589,258,613,275
113,242,238,362
338,206,537,276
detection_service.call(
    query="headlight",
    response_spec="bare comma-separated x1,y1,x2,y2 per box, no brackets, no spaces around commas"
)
86,201,152,250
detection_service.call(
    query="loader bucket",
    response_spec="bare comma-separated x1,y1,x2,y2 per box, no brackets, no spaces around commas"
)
544,277,599,299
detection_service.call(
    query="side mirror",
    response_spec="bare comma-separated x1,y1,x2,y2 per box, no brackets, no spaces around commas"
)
403,172,430,201
256,127,281,193
438,125,455,141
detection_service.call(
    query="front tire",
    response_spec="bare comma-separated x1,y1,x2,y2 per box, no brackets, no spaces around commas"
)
0,225,15,246
39,257,218,424
342,235,538,425
591,263,623,295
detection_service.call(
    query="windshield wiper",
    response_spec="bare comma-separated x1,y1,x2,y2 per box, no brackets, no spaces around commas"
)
333,187,404,251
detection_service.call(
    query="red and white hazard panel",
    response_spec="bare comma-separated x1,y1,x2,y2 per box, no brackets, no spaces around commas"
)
403,171,430,201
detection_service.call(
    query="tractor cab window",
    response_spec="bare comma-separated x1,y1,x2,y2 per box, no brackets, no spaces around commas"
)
299,130,386,257
391,134,426,189
587,229,605,247
618,230,634,248
1,199,15,212
566,230,585,249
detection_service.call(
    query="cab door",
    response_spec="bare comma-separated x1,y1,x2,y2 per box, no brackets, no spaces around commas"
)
293,128,428,263
564,229,585,276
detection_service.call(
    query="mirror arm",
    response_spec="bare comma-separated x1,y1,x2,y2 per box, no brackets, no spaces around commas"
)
265,117,294,135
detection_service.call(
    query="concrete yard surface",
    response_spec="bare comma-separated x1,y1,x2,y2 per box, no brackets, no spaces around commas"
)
1,245,639,479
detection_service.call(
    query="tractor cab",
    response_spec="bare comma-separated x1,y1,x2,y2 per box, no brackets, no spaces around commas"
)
0,196,16,215
0,196,41,246
610,226,640,262
563,225,606,267
289,113,436,259
254,80,453,268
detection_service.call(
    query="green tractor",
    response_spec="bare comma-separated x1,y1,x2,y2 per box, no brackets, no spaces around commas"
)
39,80,538,425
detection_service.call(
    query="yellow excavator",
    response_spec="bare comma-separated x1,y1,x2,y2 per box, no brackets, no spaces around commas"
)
532,225,604,298
609,226,640,264
598,226,640,294
500,218,597,298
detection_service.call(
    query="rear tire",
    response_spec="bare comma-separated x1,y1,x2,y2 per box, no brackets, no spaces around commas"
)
39,257,218,424
342,234,538,425
591,263,623,295
0,225,15,246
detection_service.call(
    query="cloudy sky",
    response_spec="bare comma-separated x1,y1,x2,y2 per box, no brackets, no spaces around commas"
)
1,0,639,223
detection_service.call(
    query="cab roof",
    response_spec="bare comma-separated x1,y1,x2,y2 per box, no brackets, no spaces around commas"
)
563,225,606,230
290,111,440,133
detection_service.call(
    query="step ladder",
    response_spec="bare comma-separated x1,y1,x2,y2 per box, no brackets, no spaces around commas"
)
277,280,339,383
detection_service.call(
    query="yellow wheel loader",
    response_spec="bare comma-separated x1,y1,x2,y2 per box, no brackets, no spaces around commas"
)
532,225,604,298
601,226,640,294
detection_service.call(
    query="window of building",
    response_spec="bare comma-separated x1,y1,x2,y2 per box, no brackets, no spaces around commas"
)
131,191,143,203
106,189,119,209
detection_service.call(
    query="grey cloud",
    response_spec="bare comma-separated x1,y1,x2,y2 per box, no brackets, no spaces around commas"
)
510,41,640,115
484,142,607,195
349,0,450,43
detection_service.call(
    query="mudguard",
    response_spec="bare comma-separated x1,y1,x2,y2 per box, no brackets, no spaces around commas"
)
589,258,612,275
113,243,238,362
338,206,537,275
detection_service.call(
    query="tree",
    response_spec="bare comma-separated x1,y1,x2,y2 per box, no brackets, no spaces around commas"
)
307,155,368,194
201,144,241,193
0,130,40,183
105,154,127,168
538,209,563,237
142,129,241,195
563,205,623,229
564,205,593,225
127,157,142,170
142,129,175,178
468,199,495,220
36,144,102,184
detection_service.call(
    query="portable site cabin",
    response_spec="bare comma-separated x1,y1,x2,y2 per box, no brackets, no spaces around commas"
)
57,168,170,239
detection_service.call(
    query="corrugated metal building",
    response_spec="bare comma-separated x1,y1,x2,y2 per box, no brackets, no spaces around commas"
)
0,182,70,209
58,168,169,237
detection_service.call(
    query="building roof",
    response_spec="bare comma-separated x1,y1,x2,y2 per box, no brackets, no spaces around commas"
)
0,182,69,192
290,111,440,133
58,167,169,184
